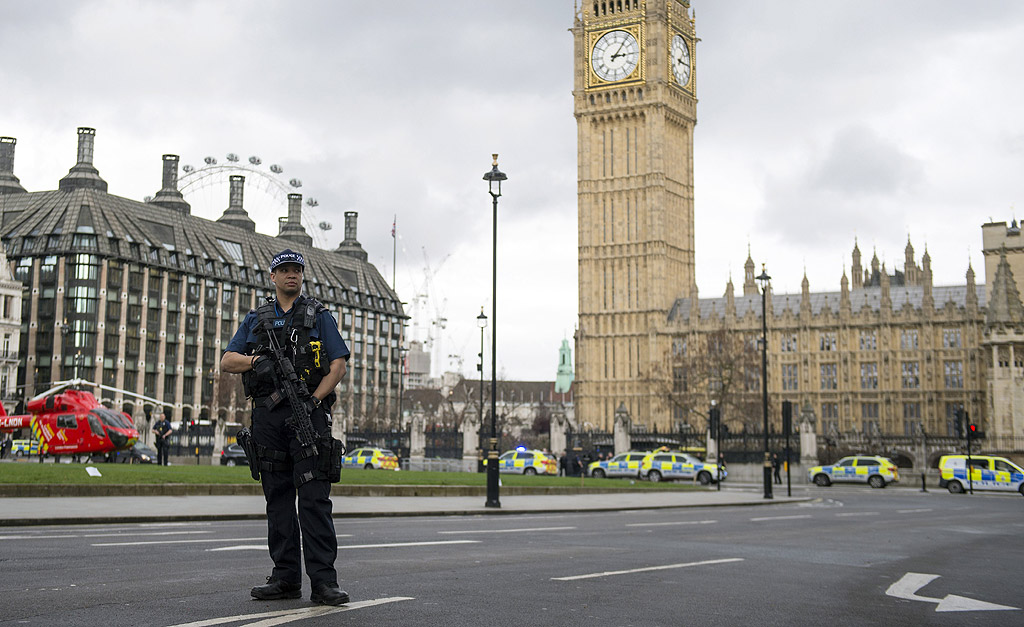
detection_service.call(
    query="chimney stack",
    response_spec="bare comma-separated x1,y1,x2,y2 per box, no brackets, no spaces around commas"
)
216,175,256,231
58,127,108,192
277,193,312,246
0,137,27,195
335,211,367,261
149,154,191,214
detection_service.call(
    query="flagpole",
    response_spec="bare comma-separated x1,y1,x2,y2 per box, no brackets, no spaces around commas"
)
392,215,397,291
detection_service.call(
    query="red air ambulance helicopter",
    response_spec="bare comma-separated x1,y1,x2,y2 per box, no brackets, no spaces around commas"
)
0,379,171,460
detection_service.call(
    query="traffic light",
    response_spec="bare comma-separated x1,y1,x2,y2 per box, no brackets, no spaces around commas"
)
782,400,793,435
967,423,978,440
709,405,720,436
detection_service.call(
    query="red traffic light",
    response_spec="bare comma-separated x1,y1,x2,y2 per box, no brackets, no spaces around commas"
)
968,423,977,433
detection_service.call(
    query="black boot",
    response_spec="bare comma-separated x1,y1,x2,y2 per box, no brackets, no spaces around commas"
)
251,577,302,600
310,583,350,606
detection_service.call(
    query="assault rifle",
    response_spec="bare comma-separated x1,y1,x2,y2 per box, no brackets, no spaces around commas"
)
259,318,319,451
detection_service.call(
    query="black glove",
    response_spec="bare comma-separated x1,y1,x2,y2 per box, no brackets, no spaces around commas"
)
252,354,275,378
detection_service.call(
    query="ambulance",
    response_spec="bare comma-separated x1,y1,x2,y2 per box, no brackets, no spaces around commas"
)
938,455,1024,495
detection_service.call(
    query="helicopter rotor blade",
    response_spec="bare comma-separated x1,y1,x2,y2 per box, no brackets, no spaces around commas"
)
30,379,175,408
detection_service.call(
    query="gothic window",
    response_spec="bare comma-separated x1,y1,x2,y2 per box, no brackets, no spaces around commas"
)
901,361,919,389
781,364,798,391
900,328,919,350
860,362,878,389
819,332,837,351
903,402,921,436
945,402,964,436
859,330,877,351
780,334,797,352
820,363,837,390
944,361,963,388
942,328,961,348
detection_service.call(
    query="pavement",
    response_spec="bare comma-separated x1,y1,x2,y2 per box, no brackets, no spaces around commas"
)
0,484,811,526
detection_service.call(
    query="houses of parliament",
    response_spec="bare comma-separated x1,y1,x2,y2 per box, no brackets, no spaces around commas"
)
572,0,1023,450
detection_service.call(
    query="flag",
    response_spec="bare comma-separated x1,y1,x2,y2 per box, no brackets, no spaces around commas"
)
391,216,396,238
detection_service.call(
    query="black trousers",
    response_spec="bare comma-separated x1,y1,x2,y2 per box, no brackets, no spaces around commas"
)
155,441,169,466
252,401,337,588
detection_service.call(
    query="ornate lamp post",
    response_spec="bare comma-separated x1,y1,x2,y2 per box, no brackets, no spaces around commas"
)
483,154,506,508
477,308,487,470
756,264,773,499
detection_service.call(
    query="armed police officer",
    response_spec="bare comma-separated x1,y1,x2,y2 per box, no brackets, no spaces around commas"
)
221,249,350,606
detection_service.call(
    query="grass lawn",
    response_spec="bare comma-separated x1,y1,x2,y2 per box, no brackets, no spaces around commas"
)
0,461,697,490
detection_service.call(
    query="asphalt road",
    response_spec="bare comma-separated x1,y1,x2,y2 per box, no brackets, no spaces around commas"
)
1,488,1021,626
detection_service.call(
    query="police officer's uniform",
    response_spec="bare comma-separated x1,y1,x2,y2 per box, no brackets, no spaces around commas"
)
224,250,350,604
152,417,172,465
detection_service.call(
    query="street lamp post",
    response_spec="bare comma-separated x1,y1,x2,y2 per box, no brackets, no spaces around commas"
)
483,154,507,509
397,346,409,429
756,264,773,500
477,309,487,472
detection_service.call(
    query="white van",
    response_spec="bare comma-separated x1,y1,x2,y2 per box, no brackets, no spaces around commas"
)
938,455,1024,495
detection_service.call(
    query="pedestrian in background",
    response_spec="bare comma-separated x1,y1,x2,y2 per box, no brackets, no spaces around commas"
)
152,413,173,466
772,452,782,484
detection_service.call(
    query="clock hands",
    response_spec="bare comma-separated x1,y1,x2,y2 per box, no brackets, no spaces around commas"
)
610,39,628,61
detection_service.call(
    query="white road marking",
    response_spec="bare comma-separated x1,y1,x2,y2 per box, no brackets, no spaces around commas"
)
551,557,744,581
626,520,717,527
438,526,576,534
164,596,415,627
208,539,481,552
750,515,812,522
93,535,352,547
0,530,214,541
835,512,880,518
886,572,1019,612
897,509,933,514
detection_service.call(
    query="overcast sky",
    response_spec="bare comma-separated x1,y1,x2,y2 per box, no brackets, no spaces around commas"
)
3,1,1023,381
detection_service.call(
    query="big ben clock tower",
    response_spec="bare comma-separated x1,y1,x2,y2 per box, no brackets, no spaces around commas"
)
573,0,697,430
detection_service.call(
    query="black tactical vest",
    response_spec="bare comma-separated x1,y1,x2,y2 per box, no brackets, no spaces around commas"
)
242,296,331,400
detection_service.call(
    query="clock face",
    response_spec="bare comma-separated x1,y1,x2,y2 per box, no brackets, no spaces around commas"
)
671,34,691,86
591,30,640,82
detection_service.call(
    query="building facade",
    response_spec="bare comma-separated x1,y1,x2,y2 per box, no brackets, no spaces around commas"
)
0,128,405,436
573,0,698,430
571,4,1021,448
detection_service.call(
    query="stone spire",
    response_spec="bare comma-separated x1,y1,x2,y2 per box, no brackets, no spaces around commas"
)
880,263,891,312
725,274,736,318
984,252,1023,326
743,246,757,296
277,193,313,246
148,154,191,214
922,246,934,311
851,240,863,289
0,137,27,194
58,127,108,192
840,268,851,314
966,261,978,311
800,271,811,317
216,175,256,231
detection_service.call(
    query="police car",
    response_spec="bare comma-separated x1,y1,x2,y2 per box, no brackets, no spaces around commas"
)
11,439,40,457
489,448,557,475
938,455,1024,495
587,451,648,478
341,447,399,470
807,455,899,488
638,451,725,484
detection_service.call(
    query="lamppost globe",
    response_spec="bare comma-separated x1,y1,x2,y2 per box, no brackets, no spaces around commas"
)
755,264,773,500
477,310,487,329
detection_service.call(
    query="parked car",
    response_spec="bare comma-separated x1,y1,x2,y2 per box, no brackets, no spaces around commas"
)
639,451,725,484
938,454,1024,495
11,439,39,457
220,443,249,467
342,447,399,470
807,455,899,488
588,451,649,478
486,448,558,475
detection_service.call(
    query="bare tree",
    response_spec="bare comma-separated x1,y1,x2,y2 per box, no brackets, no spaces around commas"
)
647,326,761,433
